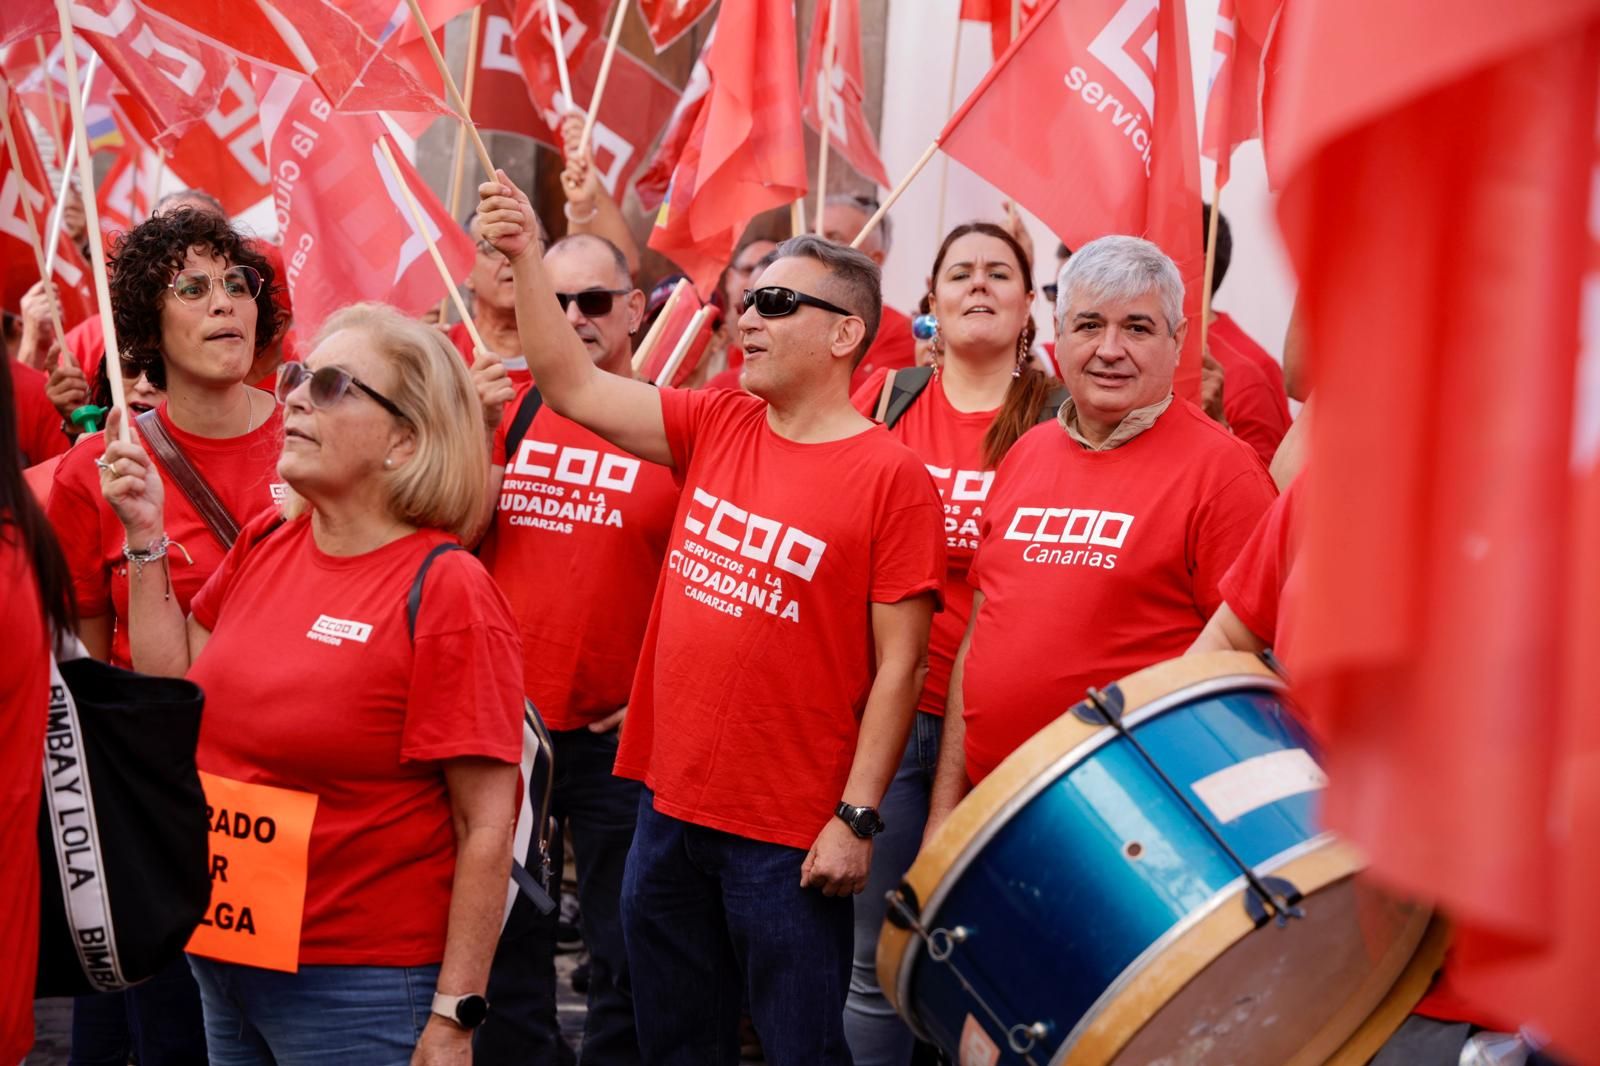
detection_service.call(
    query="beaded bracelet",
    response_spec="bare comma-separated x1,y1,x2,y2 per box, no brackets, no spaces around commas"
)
122,534,170,579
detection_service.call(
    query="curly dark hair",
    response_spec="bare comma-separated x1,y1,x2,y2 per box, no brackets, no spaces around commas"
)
108,208,281,389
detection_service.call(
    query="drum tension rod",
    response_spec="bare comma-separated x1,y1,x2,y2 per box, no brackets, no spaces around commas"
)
885,891,1049,1065
1083,686,1306,929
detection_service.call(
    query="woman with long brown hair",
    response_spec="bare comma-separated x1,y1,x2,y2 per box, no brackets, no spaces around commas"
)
844,221,1056,1065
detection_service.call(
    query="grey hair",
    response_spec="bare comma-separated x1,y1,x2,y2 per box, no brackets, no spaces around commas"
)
826,192,890,254
772,235,883,363
1054,235,1184,334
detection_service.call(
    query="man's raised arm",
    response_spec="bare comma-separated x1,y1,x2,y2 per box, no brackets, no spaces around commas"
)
478,171,672,468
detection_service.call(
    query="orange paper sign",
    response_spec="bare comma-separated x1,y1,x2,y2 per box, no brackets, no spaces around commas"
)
185,772,318,972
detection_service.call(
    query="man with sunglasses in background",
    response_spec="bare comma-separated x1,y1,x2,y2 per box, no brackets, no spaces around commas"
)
819,193,918,391
446,212,546,387
469,232,672,1066
478,173,944,1065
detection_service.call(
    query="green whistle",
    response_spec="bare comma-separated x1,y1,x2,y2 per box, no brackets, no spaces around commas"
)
70,404,108,434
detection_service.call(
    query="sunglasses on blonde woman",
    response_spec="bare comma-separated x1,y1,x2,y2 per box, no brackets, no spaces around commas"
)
275,362,409,421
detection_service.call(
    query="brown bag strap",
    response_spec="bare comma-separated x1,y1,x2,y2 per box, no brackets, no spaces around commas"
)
873,369,900,423
135,408,242,549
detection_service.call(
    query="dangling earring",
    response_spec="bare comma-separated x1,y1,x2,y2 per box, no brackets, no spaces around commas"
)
1013,331,1029,378
384,457,394,469
930,322,945,377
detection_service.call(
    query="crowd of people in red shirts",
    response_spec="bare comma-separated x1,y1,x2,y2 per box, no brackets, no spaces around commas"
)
1,131,1550,1066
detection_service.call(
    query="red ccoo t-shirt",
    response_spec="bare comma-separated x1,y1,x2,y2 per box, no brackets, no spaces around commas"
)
613,388,946,850
46,403,285,669
485,386,679,730
188,512,525,966
852,367,996,716
963,401,1276,783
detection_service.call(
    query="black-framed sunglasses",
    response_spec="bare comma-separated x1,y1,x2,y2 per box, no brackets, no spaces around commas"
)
741,286,856,320
275,362,409,422
555,289,630,317
168,265,262,303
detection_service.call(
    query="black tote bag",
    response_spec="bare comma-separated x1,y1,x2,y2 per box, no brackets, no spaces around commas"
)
36,653,211,997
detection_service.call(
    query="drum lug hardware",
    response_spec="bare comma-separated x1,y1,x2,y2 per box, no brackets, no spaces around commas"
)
1072,684,1126,725
1243,875,1306,928
885,882,921,930
928,925,970,961
1007,1021,1051,1055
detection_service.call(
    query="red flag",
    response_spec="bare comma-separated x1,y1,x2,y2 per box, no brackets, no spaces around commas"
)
0,0,54,50
800,0,889,188
134,0,447,116
254,70,474,333
959,0,1043,58
636,0,716,53
0,79,92,329
3,35,120,166
939,0,1204,399
1199,0,1281,189
96,137,160,238
647,0,805,297
1274,0,1600,1054
633,28,709,210
67,0,234,151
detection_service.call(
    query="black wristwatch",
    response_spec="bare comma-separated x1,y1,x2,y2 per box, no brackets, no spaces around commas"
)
835,801,885,839
431,992,490,1029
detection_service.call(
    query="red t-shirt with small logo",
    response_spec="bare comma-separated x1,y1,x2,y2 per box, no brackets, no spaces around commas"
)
188,512,524,966
485,386,679,730
613,388,946,850
963,401,1276,783
45,403,285,668
853,368,996,716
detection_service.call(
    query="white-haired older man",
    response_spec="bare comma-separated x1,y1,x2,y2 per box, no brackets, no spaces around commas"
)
927,235,1277,827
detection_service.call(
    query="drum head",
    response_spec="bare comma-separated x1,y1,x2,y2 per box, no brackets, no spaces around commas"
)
1069,862,1432,1066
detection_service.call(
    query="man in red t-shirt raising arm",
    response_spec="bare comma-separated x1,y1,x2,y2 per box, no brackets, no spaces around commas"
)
479,175,945,1065
927,235,1277,833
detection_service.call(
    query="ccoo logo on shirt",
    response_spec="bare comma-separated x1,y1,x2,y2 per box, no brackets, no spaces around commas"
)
306,614,374,647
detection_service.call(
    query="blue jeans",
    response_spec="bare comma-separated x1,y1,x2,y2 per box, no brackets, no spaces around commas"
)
844,712,941,1066
69,955,208,1065
478,726,640,1065
620,790,854,1066
186,956,438,1066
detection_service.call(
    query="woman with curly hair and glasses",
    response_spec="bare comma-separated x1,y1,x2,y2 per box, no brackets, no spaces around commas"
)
44,207,283,1065
98,302,524,1066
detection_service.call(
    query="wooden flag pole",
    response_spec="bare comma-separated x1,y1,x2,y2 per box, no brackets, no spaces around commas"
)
1011,0,1022,43
439,3,485,321
631,278,688,376
0,102,69,349
53,0,129,437
545,0,575,109
655,306,710,386
34,37,66,169
851,139,938,249
1199,172,1223,358
578,0,628,158
43,52,95,285
377,136,487,358
812,0,840,235
790,198,805,236
935,9,963,238
401,0,495,179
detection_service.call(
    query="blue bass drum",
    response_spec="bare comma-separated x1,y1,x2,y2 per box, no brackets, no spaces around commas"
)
878,652,1440,1066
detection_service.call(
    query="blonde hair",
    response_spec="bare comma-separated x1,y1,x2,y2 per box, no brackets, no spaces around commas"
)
284,303,488,539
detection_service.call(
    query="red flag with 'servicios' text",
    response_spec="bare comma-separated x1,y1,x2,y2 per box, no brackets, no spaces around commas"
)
1199,0,1281,189
801,0,889,188
940,0,1204,399
0,78,92,329
648,0,806,298
1273,0,1600,1056
254,70,473,333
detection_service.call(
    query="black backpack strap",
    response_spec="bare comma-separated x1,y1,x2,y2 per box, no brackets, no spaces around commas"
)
878,365,934,429
501,387,544,465
1039,385,1072,424
407,543,468,640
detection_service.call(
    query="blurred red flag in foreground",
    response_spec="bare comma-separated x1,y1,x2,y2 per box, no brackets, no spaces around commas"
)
1274,0,1600,1055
